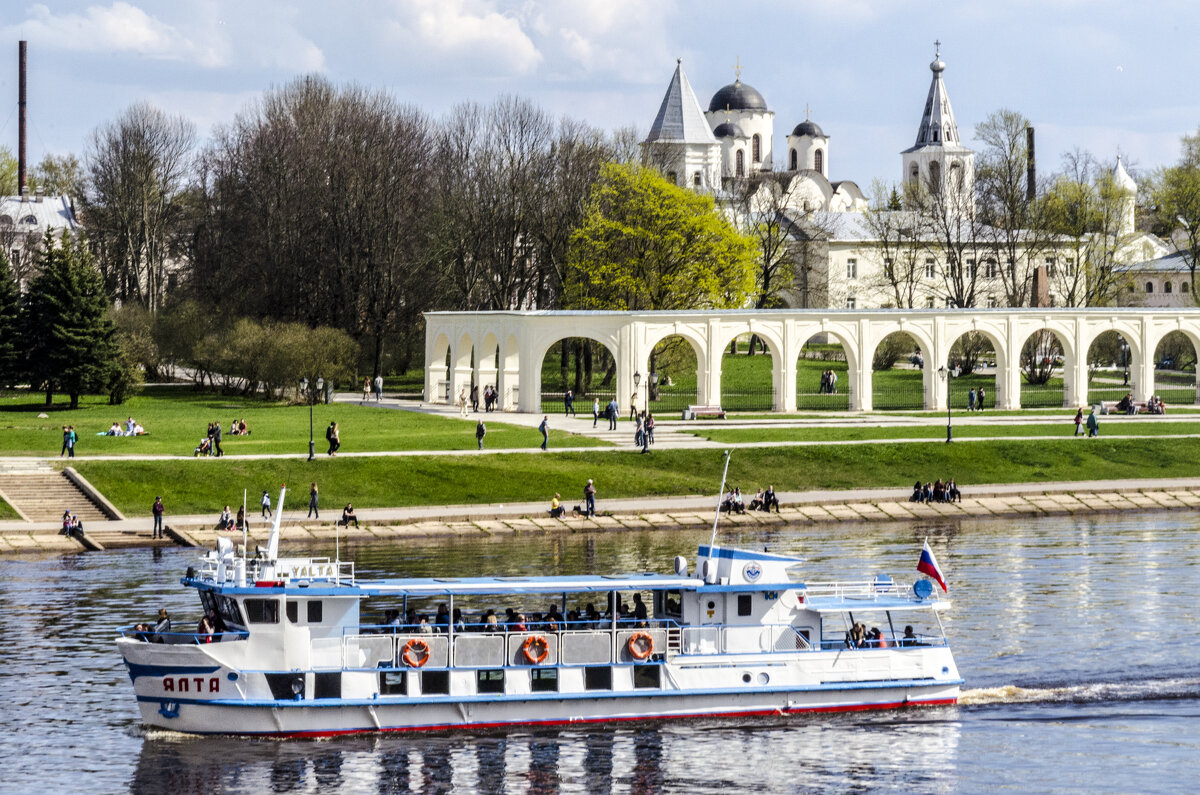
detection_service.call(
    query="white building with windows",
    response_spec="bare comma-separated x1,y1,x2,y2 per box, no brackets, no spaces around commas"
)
0,191,78,290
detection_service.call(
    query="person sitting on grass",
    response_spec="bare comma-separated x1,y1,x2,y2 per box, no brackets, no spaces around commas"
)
549,493,564,518
107,421,122,436
341,503,359,528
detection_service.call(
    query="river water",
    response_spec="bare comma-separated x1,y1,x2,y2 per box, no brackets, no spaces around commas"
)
2,512,1198,794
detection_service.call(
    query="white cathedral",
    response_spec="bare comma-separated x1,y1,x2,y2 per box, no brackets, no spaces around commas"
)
641,50,1175,310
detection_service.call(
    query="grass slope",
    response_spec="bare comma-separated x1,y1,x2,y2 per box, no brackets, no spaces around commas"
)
0,387,605,457
689,420,1200,443
74,437,1200,516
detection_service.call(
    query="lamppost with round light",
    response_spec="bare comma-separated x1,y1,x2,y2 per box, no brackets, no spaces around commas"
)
300,376,324,461
938,366,953,443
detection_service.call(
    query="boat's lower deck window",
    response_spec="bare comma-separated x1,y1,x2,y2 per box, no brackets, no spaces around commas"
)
476,670,505,694
633,664,661,689
265,673,304,700
737,594,753,617
379,671,406,695
531,668,558,693
314,672,341,699
421,670,450,695
584,666,612,691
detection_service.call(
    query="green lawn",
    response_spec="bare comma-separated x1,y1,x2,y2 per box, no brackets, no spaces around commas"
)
686,419,1200,444
0,495,19,520
72,436,1200,517
0,387,607,457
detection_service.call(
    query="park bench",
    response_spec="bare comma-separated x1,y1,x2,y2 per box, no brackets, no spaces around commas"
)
1096,400,1147,415
685,405,726,420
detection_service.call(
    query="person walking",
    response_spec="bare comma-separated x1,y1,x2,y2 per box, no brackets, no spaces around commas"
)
373,373,383,402
1086,408,1099,437
152,496,165,539
67,426,76,458
1073,408,1084,436
261,490,272,520
584,479,596,517
60,426,70,457
967,388,976,412
307,482,319,518
470,384,479,412
977,387,986,411
362,378,371,403
539,416,549,450
212,420,224,457
640,413,650,454
476,420,486,450
564,389,575,417
592,397,600,428
458,387,468,417
607,399,618,431
646,413,655,445
629,391,638,421
326,421,340,456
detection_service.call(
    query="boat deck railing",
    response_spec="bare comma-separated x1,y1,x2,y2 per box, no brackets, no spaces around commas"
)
802,578,909,600
117,627,249,645
191,556,356,586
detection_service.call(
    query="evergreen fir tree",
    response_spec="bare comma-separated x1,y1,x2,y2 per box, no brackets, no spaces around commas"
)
0,252,19,388
22,233,118,408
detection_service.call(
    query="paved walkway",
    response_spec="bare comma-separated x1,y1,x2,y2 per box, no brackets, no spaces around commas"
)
6,476,1200,556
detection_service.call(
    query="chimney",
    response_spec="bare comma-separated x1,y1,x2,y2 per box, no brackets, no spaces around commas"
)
18,40,27,196
1025,125,1036,203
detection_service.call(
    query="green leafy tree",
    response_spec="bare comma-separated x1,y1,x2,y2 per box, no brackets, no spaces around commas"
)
1151,128,1200,305
0,252,20,386
566,162,756,311
0,146,17,195
30,152,85,198
22,233,119,407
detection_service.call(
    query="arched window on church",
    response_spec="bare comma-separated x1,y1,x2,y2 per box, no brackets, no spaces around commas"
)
736,149,745,177
945,125,952,142
932,129,940,142
929,161,941,193
693,172,702,187
1146,282,1154,293
789,149,797,170
814,149,823,174
1165,281,1173,294
752,134,762,163
910,163,919,183
950,161,963,190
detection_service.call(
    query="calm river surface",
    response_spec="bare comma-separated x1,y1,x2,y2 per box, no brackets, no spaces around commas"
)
2,512,1199,794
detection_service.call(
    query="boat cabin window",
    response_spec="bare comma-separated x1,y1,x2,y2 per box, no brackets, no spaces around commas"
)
531,669,558,693
737,595,753,617
244,598,279,624
633,665,661,689
421,671,450,695
314,672,341,699
654,590,683,619
308,601,323,623
379,671,406,695
199,591,244,628
286,601,298,623
265,673,304,700
584,666,612,691
286,599,324,624
476,670,505,694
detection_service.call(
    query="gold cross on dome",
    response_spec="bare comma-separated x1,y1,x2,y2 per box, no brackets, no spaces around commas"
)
733,55,742,81
934,39,941,57
805,103,811,120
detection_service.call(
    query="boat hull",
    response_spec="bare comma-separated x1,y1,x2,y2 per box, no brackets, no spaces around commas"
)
137,682,960,737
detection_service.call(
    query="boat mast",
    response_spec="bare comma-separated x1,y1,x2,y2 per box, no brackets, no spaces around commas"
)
265,485,286,561
708,450,731,550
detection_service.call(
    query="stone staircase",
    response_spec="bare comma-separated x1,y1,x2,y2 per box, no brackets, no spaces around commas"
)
0,470,111,523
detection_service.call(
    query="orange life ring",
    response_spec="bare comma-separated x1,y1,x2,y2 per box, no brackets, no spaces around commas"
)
401,638,431,668
521,634,550,664
627,631,654,660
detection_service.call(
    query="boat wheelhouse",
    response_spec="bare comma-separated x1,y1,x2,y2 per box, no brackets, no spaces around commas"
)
117,500,961,736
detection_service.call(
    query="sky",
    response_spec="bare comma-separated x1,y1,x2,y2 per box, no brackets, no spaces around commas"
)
1,0,1198,190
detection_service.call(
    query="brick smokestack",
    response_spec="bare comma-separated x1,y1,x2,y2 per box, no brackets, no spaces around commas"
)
18,40,27,195
1025,125,1035,203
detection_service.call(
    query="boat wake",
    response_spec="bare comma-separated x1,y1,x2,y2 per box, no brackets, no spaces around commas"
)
959,676,1200,707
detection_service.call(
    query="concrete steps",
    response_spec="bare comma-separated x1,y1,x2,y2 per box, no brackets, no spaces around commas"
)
83,528,174,550
0,472,112,523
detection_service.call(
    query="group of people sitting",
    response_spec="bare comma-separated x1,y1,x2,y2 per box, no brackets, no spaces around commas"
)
216,504,246,531
228,418,251,435
845,622,924,649
721,486,780,513
910,478,962,504
818,369,839,394
132,608,228,644
105,417,146,436
378,594,654,635
1147,395,1167,414
60,510,84,536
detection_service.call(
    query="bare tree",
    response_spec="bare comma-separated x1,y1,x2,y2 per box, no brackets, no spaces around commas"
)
84,102,196,311
862,180,931,308
914,172,983,307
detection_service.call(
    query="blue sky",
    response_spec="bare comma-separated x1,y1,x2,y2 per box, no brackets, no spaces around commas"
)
1,0,1196,188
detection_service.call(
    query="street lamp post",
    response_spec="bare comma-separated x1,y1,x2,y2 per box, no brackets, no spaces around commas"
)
300,376,324,461
633,370,641,415
939,366,952,443
1122,341,1130,386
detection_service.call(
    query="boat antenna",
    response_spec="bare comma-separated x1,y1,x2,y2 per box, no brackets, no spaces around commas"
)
709,450,732,550
266,485,286,561
241,488,247,558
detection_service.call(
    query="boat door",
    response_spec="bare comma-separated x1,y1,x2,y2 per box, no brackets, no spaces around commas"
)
701,595,724,625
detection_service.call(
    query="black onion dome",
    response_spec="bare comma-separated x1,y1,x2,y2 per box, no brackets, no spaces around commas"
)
708,80,768,113
712,121,745,138
791,120,825,137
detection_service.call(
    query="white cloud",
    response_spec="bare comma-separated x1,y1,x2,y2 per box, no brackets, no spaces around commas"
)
5,2,225,66
381,0,541,75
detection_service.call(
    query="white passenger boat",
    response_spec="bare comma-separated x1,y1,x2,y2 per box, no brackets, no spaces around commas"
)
117,488,962,736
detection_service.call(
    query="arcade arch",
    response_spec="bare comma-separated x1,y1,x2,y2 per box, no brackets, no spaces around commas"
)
642,333,704,415
533,335,619,414
947,330,1000,411
718,329,783,412
1018,329,1066,408
869,331,929,410
1152,330,1199,404
1086,330,1137,404
796,332,850,411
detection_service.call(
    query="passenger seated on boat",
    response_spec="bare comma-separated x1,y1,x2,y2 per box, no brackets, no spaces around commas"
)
549,493,564,518
434,604,450,633
153,608,171,643
868,627,888,648
452,608,466,633
844,622,866,649
513,613,528,632
632,593,649,627
584,603,601,627
197,614,215,644
340,503,359,528
417,615,433,634
484,611,499,630
901,625,925,646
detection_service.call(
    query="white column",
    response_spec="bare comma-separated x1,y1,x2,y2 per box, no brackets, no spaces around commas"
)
517,338,541,413
852,318,872,411
705,320,724,408
1064,320,1089,407
999,318,1020,409
779,321,797,412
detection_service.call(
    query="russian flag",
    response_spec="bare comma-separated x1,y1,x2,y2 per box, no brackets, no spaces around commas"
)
917,540,948,592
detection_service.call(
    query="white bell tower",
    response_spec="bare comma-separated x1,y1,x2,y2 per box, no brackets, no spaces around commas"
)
901,43,974,209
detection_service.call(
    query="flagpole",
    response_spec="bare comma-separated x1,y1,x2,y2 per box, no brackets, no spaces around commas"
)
709,450,731,550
